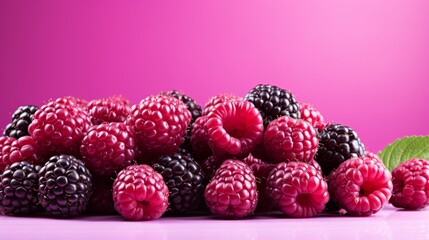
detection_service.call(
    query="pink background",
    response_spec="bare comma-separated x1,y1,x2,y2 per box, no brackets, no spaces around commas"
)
1,1,428,153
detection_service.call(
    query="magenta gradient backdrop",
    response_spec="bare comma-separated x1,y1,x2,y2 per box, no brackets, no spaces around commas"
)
1,1,428,153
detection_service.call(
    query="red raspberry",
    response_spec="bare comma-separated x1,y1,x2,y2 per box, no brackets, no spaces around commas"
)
88,98,131,125
205,101,263,159
242,154,262,166
266,162,329,218
202,94,243,116
109,95,131,106
205,160,258,218
309,160,322,173
126,95,192,158
299,103,325,131
54,96,89,110
390,158,429,210
329,156,392,216
87,176,116,214
264,116,318,163
190,116,212,161
80,122,138,176
0,136,42,171
113,164,169,220
28,101,92,158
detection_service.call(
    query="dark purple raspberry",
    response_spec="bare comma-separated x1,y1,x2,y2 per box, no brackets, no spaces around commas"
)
190,116,212,161
205,101,263,159
202,94,243,116
88,98,131,125
390,158,429,210
0,136,42,172
38,155,93,218
87,176,115,214
0,161,39,215
151,149,205,214
80,122,137,176
329,156,392,216
200,155,223,182
299,103,325,131
244,84,300,127
126,95,192,158
264,116,318,164
266,161,329,218
316,123,366,176
113,164,169,220
3,105,38,139
205,160,258,218
28,101,92,158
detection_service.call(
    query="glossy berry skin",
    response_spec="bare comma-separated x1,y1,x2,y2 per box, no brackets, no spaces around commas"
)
3,105,39,139
205,101,264,159
329,156,392,216
244,84,300,127
0,136,42,172
38,155,93,218
113,165,169,221
161,90,202,123
299,103,325,131
316,123,366,176
205,160,258,218
80,122,137,176
190,116,212,161
126,95,192,158
267,162,329,218
264,116,319,164
0,161,39,215
202,94,243,116
28,101,92,158
152,149,205,214
390,158,429,210
88,98,131,125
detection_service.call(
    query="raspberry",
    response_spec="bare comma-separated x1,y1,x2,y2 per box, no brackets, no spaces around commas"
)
244,84,300,127
248,160,275,212
264,116,318,163
316,123,366,176
3,105,38,139
205,160,258,218
190,116,211,161
126,95,192,158
88,98,131,125
299,103,325,131
80,122,137,176
205,101,263,159
109,95,131,106
266,162,329,218
0,136,41,172
55,96,89,110
38,155,93,218
151,149,205,214
202,94,243,116
113,165,169,220
329,156,392,216
28,101,92,158
87,176,115,214
390,158,429,210
0,161,39,215
161,90,202,123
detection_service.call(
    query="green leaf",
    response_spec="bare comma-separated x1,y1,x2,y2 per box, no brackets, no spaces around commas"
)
378,136,429,171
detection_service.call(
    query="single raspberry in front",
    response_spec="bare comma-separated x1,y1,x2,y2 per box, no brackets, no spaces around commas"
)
205,160,258,218
80,122,138,176
126,95,191,158
390,158,429,210
329,156,392,216
113,165,169,221
266,161,329,217
264,116,318,163
205,101,264,159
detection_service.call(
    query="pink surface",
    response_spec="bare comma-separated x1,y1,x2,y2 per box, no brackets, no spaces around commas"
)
0,205,428,239
1,1,428,153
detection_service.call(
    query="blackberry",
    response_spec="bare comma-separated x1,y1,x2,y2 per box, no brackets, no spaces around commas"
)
0,161,39,215
152,149,205,214
3,105,38,139
244,84,300,127
38,155,92,218
315,123,366,176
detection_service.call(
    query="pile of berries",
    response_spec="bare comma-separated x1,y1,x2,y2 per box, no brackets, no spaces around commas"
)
0,85,428,221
